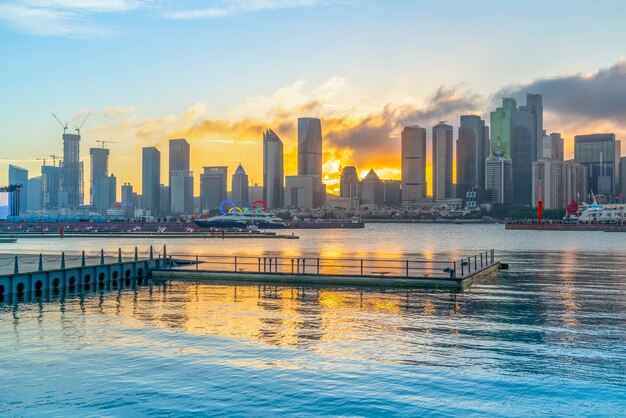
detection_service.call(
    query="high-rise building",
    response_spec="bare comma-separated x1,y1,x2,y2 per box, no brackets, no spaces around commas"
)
41,165,62,209
249,183,263,202
532,159,587,209
61,132,83,208
401,125,427,203
263,129,284,209
159,184,170,216
382,180,401,205
27,176,42,211
621,157,626,200
542,132,564,161
169,138,190,173
456,116,489,201
8,164,28,213
340,166,359,198
121,183,137,218
360,169,384,205
519,93,543,162
485,138,512,204
200,166,228,211
141,147,161,217
89,148,109,207
574,134,621,200
511,108,534,206
169,139,193,215
490,98,517,157
432,122,453,200
93,174,116,211
298,118,323,177
231,164,249,204
284,175,324,209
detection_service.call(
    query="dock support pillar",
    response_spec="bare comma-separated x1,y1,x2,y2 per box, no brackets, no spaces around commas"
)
134,247,139,262
61,252,66,269
81,251,86,267
13,256,19,274
100,250,105,265
38,254,43,272
118,248,122,263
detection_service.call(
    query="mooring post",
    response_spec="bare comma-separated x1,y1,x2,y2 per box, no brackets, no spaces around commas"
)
118,248,122,263
134,247,139,262
61,252,66,269
81,250,86,267
100,249,105,265
38,253,43,272
13,256,19,274
149,245,154,261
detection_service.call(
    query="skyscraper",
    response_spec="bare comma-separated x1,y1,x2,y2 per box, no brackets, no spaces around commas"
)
340,166,359,198
121,183,137,218
41,165,62,209
27,176,42,211
298,117,323,176
620,157,626,199
490,98,517,157
574,134,621,200
231,164,249,204
432,122,453,200
263,129,284,209
89,147,109,207
93,174,116,211
532,160,587,209
8,164,28,214
542,132,564,161
169,139,193,215
519,93,543,162
456,115,489,201
61,132,83,208
511,108,534,206
485,137,512,204
401,125,427,203
200,166,228,211
360,169,384,205
142,147,161,217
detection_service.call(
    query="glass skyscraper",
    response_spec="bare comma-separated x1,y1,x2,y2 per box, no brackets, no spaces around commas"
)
574,134,621,200
456,115,489,201
490,98,517,157
432,122,453,200
297,118,323,177
263,129,284,209
142,147,161,217
401,125,427,203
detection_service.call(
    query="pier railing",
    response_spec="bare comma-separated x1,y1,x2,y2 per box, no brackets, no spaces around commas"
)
165,250,496,280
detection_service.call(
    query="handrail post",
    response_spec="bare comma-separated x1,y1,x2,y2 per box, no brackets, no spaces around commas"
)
317,258,320,275
302,259,306,274
100,249,105,265
276,257,279,273
461,260,464,276
81,250,86,267
196,255,199,271
134,246,139,262
258,257,261,273
474,255,477,270
405,260,409,277
235,256,238,272
360,259,363,276
149,245,154,261
38,253,43,272
468,257,471,273
453,261,457,279
61,252,66,269
118,248,122,263
13,255,19,274
291,258,294,274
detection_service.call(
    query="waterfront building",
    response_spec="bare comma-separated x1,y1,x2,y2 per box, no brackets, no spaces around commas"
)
382,180,401,205
360,169,384,206
401,125,427,203
511,107,533,206
490,98,517,157
121,183,137,218
432,122,453,200
574,134,621,201
284,175,324,209
169,139,193,215
89,147,109,207
532,159,587,209
249,183,263,202
231,164,249,204
621,157,626,199
485,138,512,204
141,147,161,217
456,116,489,202
159,184,170,216
200,166,228,211
298,118,323,177
61,132,83,208
27,176,42,211
340,166,359,199
41,165,62,209
542,132,564,161
263,129,284,209
93,174,117,211
519,93,544,162
8,164,28,213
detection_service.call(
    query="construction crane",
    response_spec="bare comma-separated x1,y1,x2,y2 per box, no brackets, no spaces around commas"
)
75,113,90,135
35,157,47,166
49,154,61,167
96,140,119,149
52,113,69,134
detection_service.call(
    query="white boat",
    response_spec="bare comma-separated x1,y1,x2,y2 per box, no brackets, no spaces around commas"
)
194,211,288,229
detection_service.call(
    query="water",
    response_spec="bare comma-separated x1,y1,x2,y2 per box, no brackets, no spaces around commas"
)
1,224,625,416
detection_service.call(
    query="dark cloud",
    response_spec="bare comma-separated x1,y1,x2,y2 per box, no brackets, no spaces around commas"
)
494,61,626,122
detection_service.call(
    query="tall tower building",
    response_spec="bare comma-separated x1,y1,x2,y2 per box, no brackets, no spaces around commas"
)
432,122,453,200
93,174,116,211
542,132,564,161
169,139,193,215
490,98,517,157
231,164,249,204
574,133,621,201
485,138,513,205
340,166,359,198
200,166,228,211
511,108,534,206
89,147,109,207
61,132,84,208
142,147,161,217
401,125,427,203
297,117,323,176
41,165,62,209
360,169,383,205
520,93,543,162
263,129,284,209
8,164,28,214
456,116,489,201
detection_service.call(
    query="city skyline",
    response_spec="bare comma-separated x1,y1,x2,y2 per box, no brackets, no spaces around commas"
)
2,1,626,202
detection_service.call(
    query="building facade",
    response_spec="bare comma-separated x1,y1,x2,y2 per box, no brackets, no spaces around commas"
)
542,132,564,161
532,159,587,209
27,176,42,211
574,134,621,201
61,132,83,208
490,98,517,157
169,139,193,215
511,108,534,206
401,125,427,203
200,166,228,211
263,129,284,209
432,122,453,200
141,147,161,217
231,164,249,204
93,174,116,212
297,118,323,177
8,164,28,214
456,115,489,202
360,169,384,206
485,140,512,205
89,148,109,207
340,166,359,199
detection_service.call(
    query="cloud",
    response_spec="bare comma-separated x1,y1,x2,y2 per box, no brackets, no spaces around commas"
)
163,0,326,20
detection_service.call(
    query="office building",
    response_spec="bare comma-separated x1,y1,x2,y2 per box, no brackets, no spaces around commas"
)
89,147,109,206
432,122,453,200
401,125,427,203
8,164,28,213
200,166,228,211
93,174,116,211
169,139,193,215
485,138,512,204
159,185,170,216
456,116,489,201
490,98,517,157
284,175,324,209
249,183,263,202
621,157,626,199
263,129,284,209
519,93,543,162
61,132,83,208
511,107,534,206
360,169,384,205
382,180,401,205
232,164,249,204
340,166,359,198
542,132,564,161
532,160,587,209
41,165,62,209
169,138,190,173
574,134,621,200
121,183,137,218
298,118,323,176
141,147,161,217
27,176,42,211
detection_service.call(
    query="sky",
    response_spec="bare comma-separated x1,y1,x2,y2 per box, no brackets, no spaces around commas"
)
1,0,626,203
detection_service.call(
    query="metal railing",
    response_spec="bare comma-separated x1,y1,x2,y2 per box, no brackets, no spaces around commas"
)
164,250,496,280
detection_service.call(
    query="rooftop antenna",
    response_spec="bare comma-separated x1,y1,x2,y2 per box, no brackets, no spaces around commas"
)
52,113,68,134
35,157,47,166
75,113,90,135
49,154,60,166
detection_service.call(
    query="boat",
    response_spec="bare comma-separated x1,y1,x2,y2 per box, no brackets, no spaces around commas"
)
194,211,289,229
